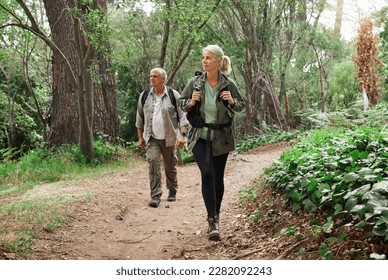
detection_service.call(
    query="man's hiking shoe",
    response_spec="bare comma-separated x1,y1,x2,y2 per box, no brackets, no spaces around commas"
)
207,216,220,241
167,190,177,202
148,197,160,208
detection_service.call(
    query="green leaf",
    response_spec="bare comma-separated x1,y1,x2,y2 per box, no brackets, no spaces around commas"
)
350,204,367,219
321,172,334,181
338,233,347,242
372,181,388,194
322,217,334,233
307,179,317,193
350,151,368,159
292,202,301,212
372,206,388,215
317,183,331,198
362,191,388,207
358,167,373,175
345,197,358,211
355,184,371,197
373,220,388,237
319,243,333,260
289,161,298,171
291,192,302,202
343,172,359,183
364,174,378,182
334,203,343,215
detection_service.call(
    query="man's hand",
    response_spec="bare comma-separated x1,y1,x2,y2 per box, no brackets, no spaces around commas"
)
175,135,185,149
138,137,146,149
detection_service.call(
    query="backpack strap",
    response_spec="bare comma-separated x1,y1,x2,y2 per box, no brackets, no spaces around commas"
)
167,87,179,122
140,87,179,122
141,89,150,107
141,87,176,109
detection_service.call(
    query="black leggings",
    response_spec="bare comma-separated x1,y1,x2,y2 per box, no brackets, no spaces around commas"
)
192,138,229,217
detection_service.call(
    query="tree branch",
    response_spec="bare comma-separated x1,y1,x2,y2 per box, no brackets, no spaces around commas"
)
1,1,79,88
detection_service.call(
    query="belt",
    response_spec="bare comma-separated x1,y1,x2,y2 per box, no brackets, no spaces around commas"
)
203,122,232,163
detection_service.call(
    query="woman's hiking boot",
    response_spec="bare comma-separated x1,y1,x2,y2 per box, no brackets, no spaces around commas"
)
207,216,220,241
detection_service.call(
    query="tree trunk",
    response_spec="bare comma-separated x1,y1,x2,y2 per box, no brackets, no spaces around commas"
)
43,0,78,146
362,87,369,112
93,0,119,141
43,0,119,148
260,72,287,131
94,55,119,141
334,0,344,37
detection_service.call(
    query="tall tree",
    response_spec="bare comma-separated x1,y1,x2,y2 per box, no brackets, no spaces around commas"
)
0,0,119,159
43,0,119,155
220,0,287,135
275,0,308,123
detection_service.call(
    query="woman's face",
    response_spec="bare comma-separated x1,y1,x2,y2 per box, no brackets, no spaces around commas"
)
202,51,220,72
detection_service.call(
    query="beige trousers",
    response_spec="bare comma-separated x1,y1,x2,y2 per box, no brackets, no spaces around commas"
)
146,137,178,199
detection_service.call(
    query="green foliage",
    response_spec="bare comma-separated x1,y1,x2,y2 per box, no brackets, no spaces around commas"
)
319,243,333,260
0,92,41,157
295,102,388,130
181,149,194,164
236,130,301,154
239,189,257,206
114,65,142,141
375,7,388,102
328,60,359,109
267,125,388,241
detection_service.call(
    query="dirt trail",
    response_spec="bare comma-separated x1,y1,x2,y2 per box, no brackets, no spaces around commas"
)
27,143,289,260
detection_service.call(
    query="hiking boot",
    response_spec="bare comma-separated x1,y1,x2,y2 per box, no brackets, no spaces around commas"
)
207,216,220,241
148,197,160,208
167,190,177,201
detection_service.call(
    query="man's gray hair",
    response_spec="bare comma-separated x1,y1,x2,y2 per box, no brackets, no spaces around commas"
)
151,67,168,81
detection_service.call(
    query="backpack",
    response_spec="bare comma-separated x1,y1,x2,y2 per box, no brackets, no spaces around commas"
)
140,86,179,121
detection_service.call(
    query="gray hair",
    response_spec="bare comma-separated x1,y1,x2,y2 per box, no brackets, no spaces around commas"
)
150,67,168,81
203,44,232,75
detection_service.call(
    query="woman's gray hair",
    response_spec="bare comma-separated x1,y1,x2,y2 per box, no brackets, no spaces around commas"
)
151,67,168,81
203,44,232,75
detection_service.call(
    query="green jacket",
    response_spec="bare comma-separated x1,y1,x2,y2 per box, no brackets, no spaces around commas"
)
178,71,245,156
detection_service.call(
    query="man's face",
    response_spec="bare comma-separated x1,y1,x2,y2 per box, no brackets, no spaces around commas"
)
149,71,164,87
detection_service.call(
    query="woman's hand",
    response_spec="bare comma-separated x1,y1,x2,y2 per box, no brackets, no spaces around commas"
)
189,90,202,107
220,91,235,106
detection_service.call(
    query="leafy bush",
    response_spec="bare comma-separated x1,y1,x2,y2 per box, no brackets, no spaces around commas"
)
294,102,388,130
266,126,388,240
236,130,301,153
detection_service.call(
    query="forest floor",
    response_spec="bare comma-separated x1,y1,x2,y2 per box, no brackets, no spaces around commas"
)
1,142,380,260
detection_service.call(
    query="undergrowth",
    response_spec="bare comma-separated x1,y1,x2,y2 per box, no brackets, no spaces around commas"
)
265,126,388,259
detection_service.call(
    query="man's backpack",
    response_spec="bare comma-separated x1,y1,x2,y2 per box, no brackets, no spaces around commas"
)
140,86,179,120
